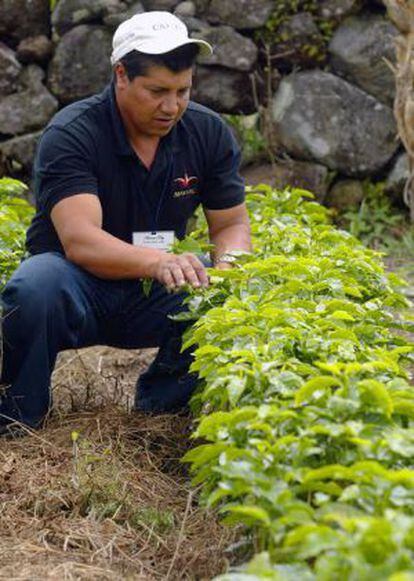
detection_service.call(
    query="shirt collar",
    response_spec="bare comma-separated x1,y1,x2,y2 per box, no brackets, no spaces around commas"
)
106,82,184,157
107,82,134,157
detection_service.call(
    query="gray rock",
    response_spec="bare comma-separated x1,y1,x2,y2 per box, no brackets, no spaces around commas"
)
141,0,180,9
192,0,209,15
197,26,258,71
174,1,196,17
271,71,398,177
0,0,49,46
385,152,409,196
48,25,113,105
206,0,273,29
329,15,398,106
192,65,256,114
325,179,365,210
317,0,361,22
52,0,121,36
276,160,330,201
181,16,208,33
242,159,330,202
0,152,7,178
19,63,46,87
0,131,42,174
17,35,53,65
104,1,145,28
0,65,58,136
273,12,327,69
0,43,22,96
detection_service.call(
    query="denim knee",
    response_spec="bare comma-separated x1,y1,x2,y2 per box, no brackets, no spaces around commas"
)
2,253,71,318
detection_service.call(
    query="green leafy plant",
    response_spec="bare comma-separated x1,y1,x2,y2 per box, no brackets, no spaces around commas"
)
178,185,413,578
338,182,411,254
0,178,34,289
224,115,267,166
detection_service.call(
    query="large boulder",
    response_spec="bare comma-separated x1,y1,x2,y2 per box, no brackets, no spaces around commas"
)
272,12,327,70
271,71,398,177
242,159,330,202
51,0,122,36
0,66,58,136
206,0,273,29
141,0,180,9
0,0,50,46
16,35,53,65
329,15,398,106
180,15,207,33
0,131,42,176
0,43,22,96
48,25,113,104
197,26,258,71
325,179,365,210
192,65,256,114
174,1,196,17
104,2,145,28
192,0,209,16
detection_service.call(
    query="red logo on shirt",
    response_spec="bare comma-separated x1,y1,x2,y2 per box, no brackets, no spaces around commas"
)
174,173,198,188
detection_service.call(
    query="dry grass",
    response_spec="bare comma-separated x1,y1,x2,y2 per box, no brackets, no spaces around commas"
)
0,347,242,580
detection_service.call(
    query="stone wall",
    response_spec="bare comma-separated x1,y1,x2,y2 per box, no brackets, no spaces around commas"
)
0,0,408,205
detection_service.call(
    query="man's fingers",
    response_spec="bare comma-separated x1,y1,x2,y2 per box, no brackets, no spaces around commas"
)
195,264,209,287
162,268,176,291
157,254,210,290
184,254,209,287
178,260,202,288
167,263,185,288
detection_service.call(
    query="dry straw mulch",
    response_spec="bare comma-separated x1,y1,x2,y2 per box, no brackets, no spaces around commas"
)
0,347,241,580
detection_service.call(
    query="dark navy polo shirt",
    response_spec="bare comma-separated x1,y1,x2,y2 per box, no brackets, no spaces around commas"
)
26,83,245,255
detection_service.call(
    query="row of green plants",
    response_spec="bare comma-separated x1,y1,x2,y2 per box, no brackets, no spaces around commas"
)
0,178,33,289
177,185,414,579
1,175,413,577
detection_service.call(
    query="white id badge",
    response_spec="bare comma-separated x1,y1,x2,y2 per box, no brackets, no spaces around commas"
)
133,230,175,251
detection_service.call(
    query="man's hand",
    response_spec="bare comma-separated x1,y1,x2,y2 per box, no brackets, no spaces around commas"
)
152,253,209,291
214,261,233,271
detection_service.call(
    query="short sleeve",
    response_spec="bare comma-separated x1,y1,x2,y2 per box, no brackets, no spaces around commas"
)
201,120,245,210
33,126,99,215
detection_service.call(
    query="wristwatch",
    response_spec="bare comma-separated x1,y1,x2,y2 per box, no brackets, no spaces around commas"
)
214,252,238,266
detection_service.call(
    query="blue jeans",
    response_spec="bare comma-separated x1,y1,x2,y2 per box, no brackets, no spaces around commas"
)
0,252,198,428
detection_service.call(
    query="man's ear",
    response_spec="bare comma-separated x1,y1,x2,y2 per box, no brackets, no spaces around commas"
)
114,62,129,88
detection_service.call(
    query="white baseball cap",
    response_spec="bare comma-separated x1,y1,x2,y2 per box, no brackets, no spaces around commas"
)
110,11,213,65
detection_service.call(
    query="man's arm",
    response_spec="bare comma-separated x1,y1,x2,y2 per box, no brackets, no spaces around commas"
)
51,193,209,289
204,202,252,269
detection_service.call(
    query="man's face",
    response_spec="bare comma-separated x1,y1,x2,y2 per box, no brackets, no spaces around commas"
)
115,63,192,138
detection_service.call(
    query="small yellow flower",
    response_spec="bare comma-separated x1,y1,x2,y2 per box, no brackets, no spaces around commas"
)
71,430,80,442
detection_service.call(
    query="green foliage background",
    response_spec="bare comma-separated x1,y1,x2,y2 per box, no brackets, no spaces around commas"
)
0,178,34,289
